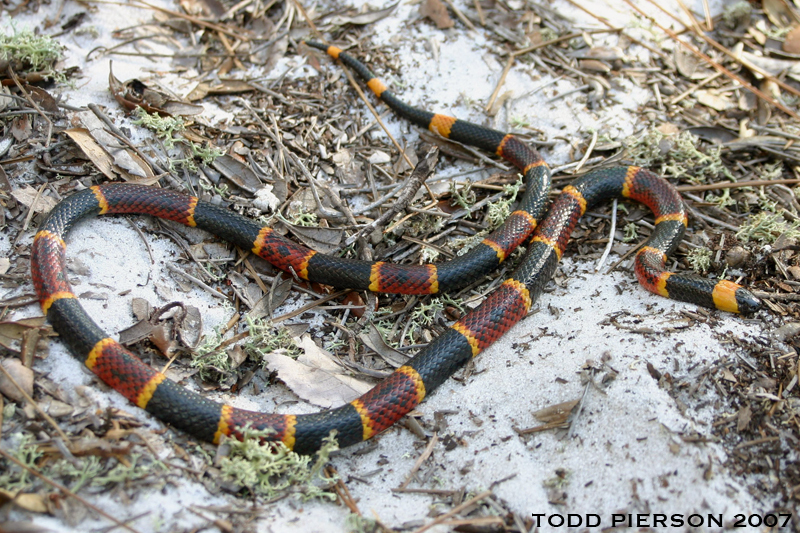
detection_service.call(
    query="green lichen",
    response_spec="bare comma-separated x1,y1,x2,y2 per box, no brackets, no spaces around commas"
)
687,247,712,273
0,433,42,491
722,2,751,29
450,179,476,210
133,107,223,171
0,28,64,77
736,211,800,244
219,428,338,500
487,177,524,229
624,129,731,183
622,222,639,243
282,204,319,227
244,318,302,363
132,107,185,148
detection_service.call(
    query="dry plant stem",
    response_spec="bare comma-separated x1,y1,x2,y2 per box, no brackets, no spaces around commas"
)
8,66,53,147
625,0,800,120
674,0,704,33
0,361,71,443
325,465,362,515
165,263,226,299
443,0,476,30
410,490,493,533
0,447,145,533
133,0,246,39
397,432,439,490
273,290,349,323
344,148,439,246
676,178,800,192
575,130,597,172
753,291,800,302
561,0,669,60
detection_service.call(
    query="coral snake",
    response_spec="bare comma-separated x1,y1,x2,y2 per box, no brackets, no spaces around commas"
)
30,41,760,454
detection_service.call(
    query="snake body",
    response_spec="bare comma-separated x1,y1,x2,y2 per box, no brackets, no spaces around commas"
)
30,43,760,454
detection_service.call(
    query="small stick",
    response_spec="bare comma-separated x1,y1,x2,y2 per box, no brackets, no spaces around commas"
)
410,490,493,533
344,148,439,247
676,178,800,193
397,432,439,490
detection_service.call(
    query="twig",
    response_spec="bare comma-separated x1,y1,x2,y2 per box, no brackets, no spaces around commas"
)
410,490,493,533
596,199,617,271
133,0,246,39
344,147,439,247
396,432,438,490
676,178,800,192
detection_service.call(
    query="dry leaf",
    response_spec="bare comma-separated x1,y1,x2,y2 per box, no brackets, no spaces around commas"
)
358,323,408,368
109,61,203,116
262,335,372,408
763,0,800,28
784,25,800,54
0,490,49,514
0,358,34,402
420,0,454,29
285,222,343,254
10,186,58,214
64,128,120,181
696,90,734,111
533,399,580,424
211,154,262,193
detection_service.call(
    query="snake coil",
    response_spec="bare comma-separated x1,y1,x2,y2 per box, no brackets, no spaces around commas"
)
30,42,760,454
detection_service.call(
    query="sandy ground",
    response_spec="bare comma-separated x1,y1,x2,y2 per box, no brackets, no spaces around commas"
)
1,0,781,531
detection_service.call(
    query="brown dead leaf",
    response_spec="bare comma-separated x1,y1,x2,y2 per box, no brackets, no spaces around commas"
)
211,154,262,193
10,186,58,214
358,323,408,368
285,222,343,255
0,317,48,351
533,399,580,424
0,490,48,514
64,128,121,181
737,404,752,432
785,25,800,54
0,358,33,402
262,335,372,408
185,79,255,102
420,0,454,29
696,89,735,111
